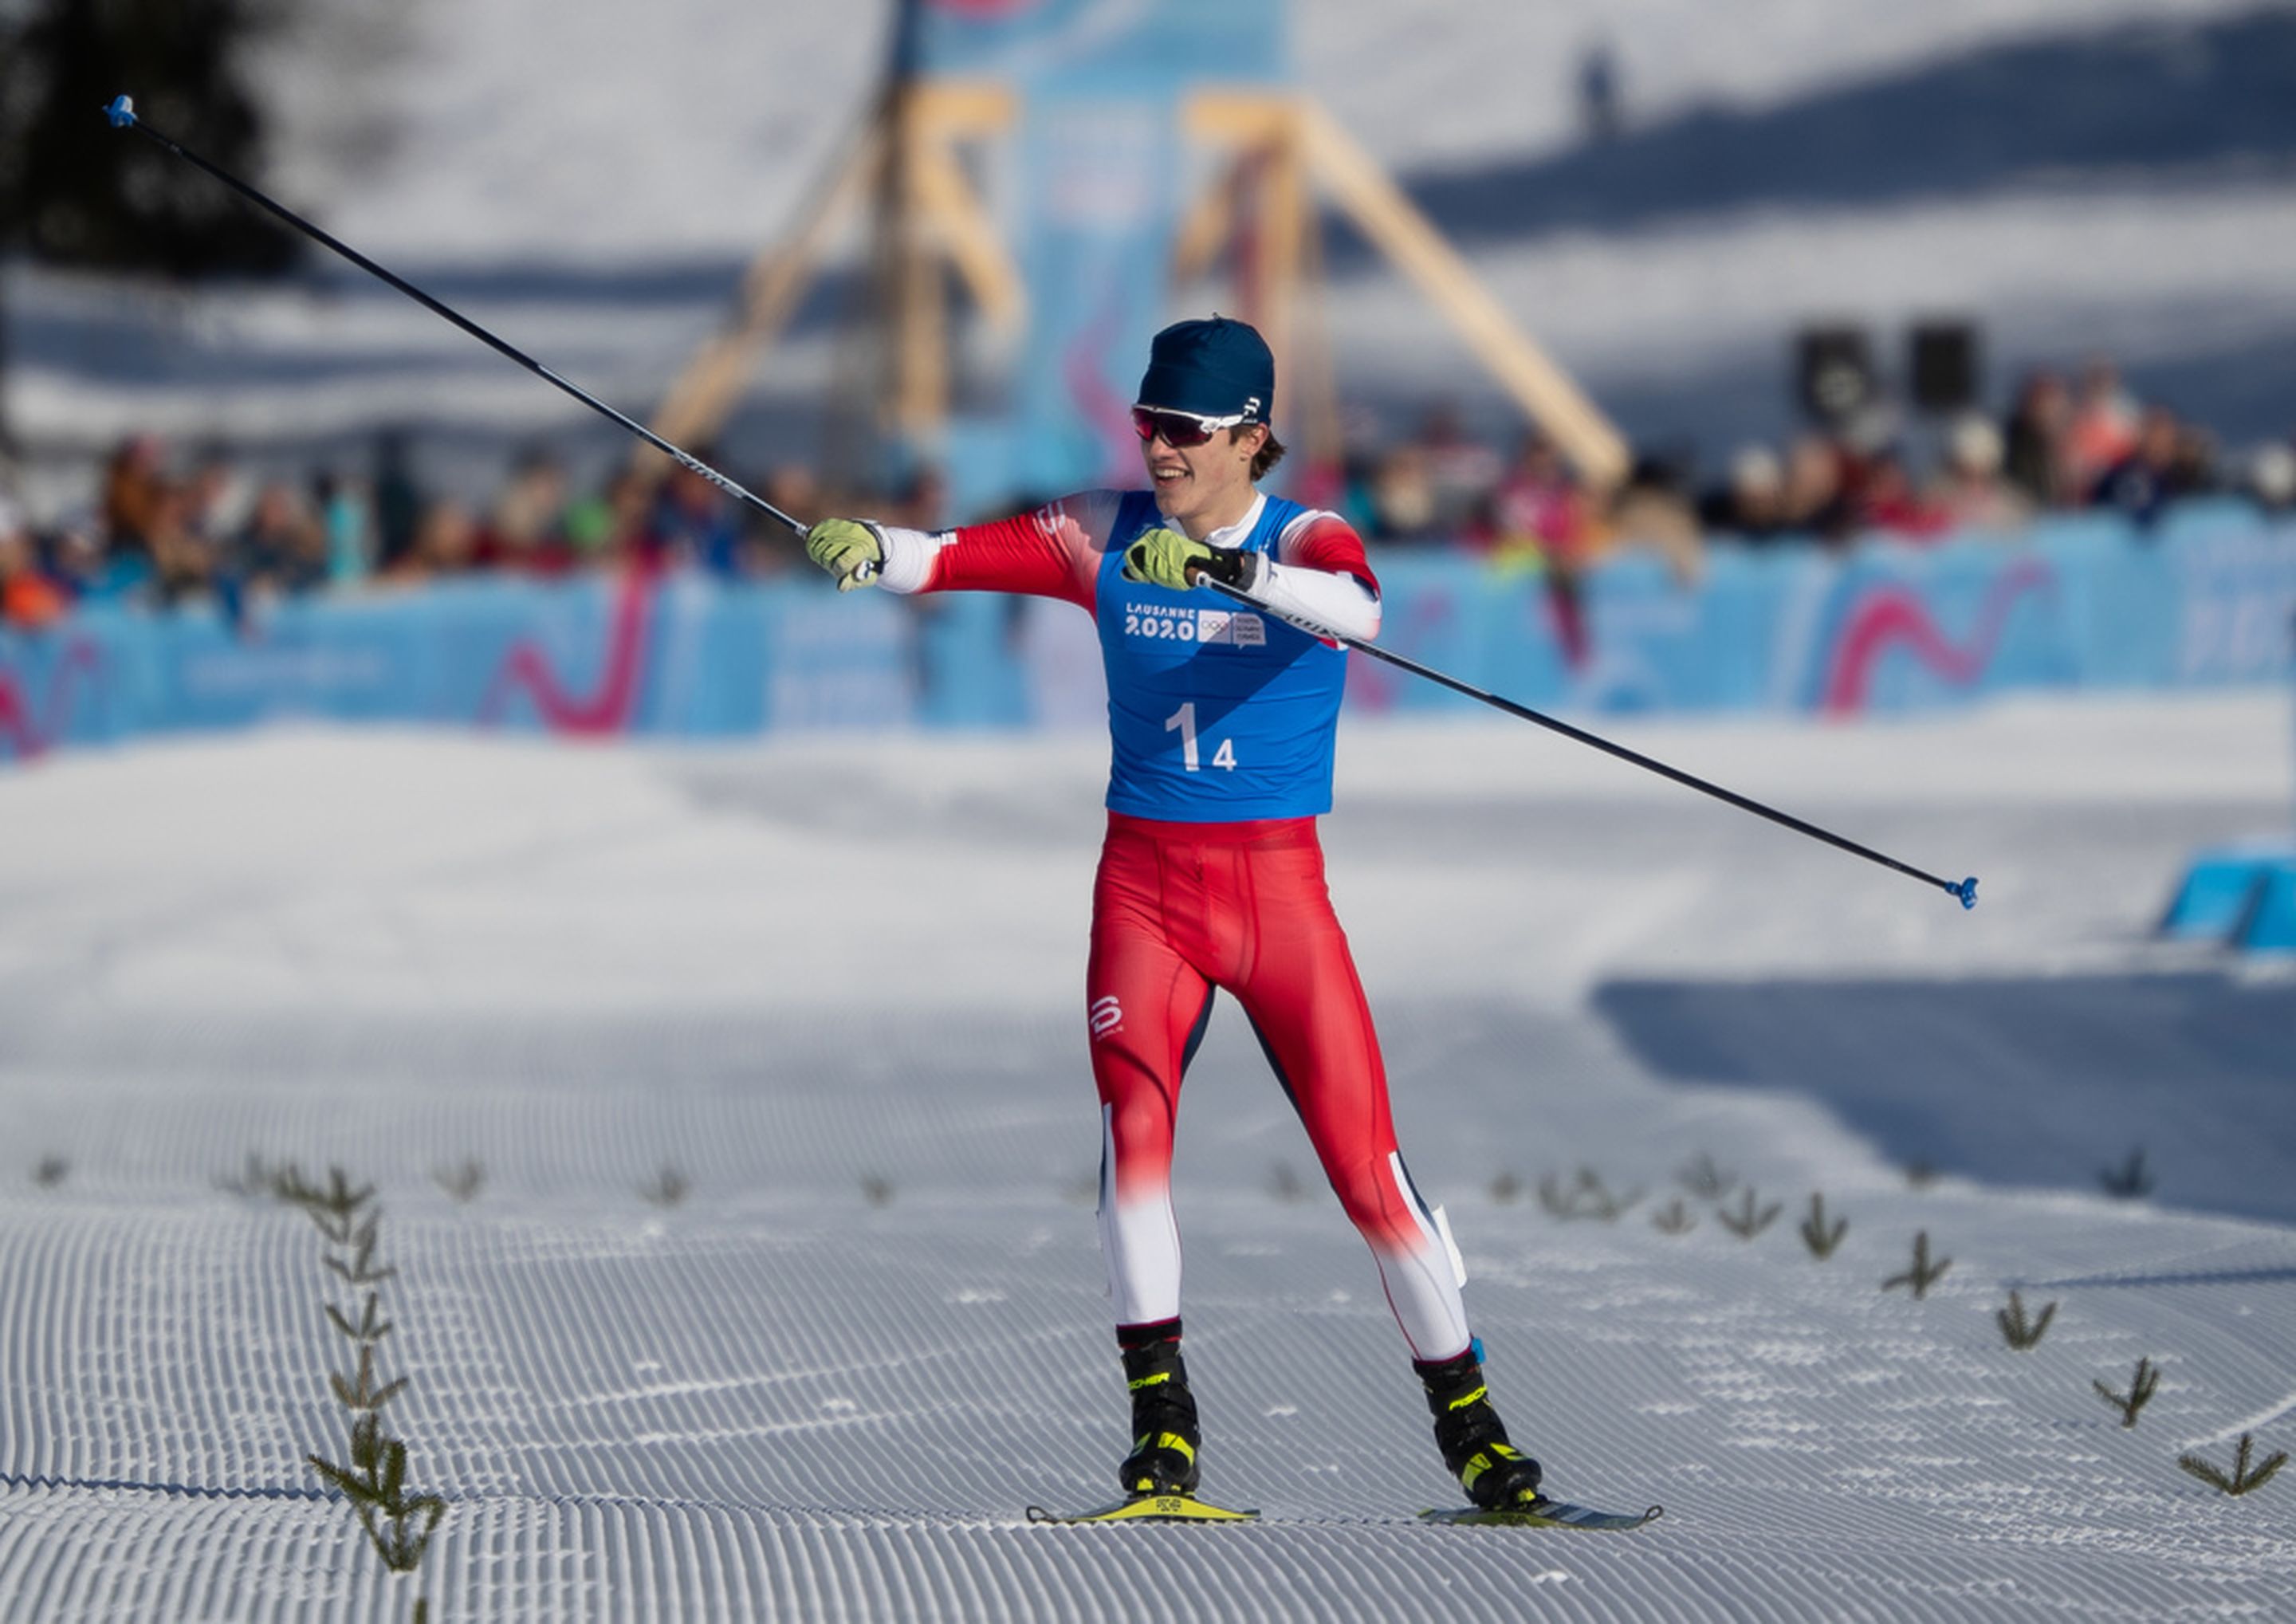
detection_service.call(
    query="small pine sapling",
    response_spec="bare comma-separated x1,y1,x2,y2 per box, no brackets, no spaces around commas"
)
431,1160,484,1203
1651,1198,1696,1236
1488,1170,1521,1205
1882,1231,1952,1298
33,1155,68,1188
1717,1188,1782,1240
284,1166,446,1595
328,1343,411,1414
308,1414,446,1572
1539,1166,1643,1221
1268,1161,1304,1202
217,1152,284,1199
1676,1154,1734,1201
1996,1290,2058,1351
860,1174,894,1208
2094,1356,2161,1429
2099,1148,2154,1201
639,1165,690,1208
2178,1433,2287,1496
325,1291,393,1348
1902,1160,1940,1190
1799,1193,1848,1259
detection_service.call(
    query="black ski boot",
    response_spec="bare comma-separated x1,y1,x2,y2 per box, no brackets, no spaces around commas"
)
1116,1319,1201,1497
1415,1342,1543,1510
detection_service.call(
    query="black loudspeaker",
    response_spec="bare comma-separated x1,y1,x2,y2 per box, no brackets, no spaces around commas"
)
1909,321,1980,414
1795,326,1875,424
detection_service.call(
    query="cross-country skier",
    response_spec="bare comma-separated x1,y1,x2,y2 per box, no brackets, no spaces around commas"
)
804,317,1543,1514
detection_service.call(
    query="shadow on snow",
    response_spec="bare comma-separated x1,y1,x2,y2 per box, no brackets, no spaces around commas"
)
1591,970,2296,1229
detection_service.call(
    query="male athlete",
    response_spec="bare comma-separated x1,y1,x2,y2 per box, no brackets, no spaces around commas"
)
804,317,1543,1514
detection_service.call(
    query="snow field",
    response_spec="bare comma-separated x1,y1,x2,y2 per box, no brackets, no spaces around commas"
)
2,693,2293,1619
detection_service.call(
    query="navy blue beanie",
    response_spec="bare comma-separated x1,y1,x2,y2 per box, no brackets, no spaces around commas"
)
1135,317,1273,423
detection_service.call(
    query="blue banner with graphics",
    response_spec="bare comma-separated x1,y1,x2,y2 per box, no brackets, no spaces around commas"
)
5,510,2294,764
895,0,1288,500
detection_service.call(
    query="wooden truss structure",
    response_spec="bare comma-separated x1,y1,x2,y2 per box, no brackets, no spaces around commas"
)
644,85,1630,489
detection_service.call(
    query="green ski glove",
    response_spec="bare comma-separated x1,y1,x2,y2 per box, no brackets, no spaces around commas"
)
1123,527,1256,592
805,517,885,591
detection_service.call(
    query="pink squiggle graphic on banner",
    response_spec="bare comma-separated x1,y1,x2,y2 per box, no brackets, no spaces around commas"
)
0,635,105,761
1344,592,1457,712
1819,558,2054,714
477,570,655,735
1064,291,1141,486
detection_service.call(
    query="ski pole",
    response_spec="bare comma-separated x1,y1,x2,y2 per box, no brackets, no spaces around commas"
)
1201,576,1980,908
102,94,811,543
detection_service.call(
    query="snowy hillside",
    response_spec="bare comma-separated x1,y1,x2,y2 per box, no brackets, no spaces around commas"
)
13,0,2296,497
3,694,2293,1619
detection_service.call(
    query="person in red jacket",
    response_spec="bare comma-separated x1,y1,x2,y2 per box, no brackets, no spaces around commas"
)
804,318,1543,1515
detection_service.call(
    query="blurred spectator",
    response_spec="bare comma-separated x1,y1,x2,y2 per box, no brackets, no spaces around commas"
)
2246,442,2296,513
1928,415,2031,533
1602,455,1704,586
1781,434,1857,545
1578,41,1623,144
227,481,328,601
2064,357,2140,499
747,465,824,575
475,448,573,576
646,455,741,575
0,497,68,631
1413,406,1503,533
372,429,424,575
1367,446,1440,543
571,466,655,568
384,498,478,584
1858,449,1951,541
1698,444,1790,541
318,471,374,588
96,435,169,596
888,463,948,533
2094,406,2209,526
2002,369,2071,509
182,444,252,551
1487,434,1591,570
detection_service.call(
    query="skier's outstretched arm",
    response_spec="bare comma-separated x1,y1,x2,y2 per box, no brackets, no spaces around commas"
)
805,493,1124,610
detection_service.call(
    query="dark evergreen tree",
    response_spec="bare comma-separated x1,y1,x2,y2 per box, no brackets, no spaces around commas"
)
0,0,299,277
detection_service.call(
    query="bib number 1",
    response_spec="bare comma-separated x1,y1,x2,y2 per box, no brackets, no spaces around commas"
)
1166,702,1236,773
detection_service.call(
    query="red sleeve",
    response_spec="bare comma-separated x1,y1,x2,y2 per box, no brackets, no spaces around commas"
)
1277,509,1380,596
922,491,1120,612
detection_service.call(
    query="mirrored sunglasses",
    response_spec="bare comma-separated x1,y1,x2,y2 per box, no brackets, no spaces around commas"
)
1130,406,1248,449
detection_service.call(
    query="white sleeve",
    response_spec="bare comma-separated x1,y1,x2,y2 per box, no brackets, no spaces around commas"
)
1239,555,1382,643
871,525,948,595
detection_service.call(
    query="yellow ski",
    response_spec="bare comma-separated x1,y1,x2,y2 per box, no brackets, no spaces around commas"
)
1026,1493,1260,1524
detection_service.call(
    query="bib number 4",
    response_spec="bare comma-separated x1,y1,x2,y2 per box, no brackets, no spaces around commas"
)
1166,702,1236,772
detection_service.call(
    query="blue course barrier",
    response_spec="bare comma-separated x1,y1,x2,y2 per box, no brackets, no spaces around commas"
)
5,509,2295,765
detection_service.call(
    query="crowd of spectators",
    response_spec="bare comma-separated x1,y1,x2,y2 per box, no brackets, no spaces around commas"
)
1334,358,2290,579
3,355,2292,634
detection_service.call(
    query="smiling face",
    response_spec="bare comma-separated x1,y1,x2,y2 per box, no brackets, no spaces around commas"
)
1142,419,1267,540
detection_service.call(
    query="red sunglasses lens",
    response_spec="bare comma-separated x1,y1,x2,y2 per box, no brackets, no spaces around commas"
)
1132,408,1215,448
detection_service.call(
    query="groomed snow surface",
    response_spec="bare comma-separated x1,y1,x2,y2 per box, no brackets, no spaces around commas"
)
3,692,2294,1622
